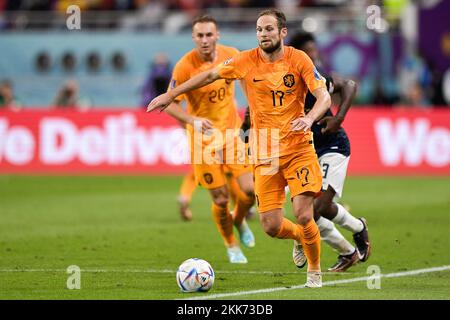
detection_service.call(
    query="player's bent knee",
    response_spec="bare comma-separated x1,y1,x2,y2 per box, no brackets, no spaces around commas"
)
292,205,314,226
259,215,281,237
261,222,280,237
296,215,313,226
212,197,229,208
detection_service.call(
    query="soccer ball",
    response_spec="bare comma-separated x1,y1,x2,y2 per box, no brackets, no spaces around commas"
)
176,258,215,293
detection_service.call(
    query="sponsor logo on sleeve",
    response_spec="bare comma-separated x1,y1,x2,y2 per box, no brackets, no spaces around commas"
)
313,67,324,81
223,58,233,66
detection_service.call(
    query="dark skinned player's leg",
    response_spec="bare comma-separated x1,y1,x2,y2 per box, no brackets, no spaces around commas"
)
312,186,359,271
314,186,338,220
316,186,371,269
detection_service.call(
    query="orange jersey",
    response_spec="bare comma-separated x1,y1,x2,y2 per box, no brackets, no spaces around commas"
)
169,44,241,133
217,46,326,161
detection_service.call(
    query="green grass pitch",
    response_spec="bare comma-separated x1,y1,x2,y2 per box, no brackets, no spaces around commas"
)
0,175,449,300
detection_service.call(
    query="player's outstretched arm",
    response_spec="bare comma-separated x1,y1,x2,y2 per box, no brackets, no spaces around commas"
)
147,68,221,113
291,87,331,132
318,74,357,134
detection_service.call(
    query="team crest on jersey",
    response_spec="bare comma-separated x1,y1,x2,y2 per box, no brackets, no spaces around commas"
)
203,173,214,184
283,74,295,88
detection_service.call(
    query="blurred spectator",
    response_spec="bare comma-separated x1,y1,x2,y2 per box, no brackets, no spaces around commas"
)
54,0,89,12
398,49,432,106
169,0,203,11
115,0,136,10
402,82,430,107
121,0,167,30
2,0,47,10
247,0,275,8
54,79,91,110
0,79,22,111
141,53,172,107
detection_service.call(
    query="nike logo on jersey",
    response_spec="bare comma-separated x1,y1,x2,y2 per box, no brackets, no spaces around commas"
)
253,78,264,82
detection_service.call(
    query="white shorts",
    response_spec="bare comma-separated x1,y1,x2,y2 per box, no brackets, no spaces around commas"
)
318,152,350,199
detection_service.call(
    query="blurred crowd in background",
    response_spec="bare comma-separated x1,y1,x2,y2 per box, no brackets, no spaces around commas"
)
0,0,382,12
0,0,449,110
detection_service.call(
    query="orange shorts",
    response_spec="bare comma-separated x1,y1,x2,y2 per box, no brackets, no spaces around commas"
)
194,163,252,189
192,134,252,189
254,145,322,213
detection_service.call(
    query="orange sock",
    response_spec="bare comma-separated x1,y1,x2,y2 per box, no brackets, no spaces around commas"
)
298,219,321,272
275,218,302,241
211,202,236,247
179,170,197,202
226,174,239,207
233,193,255,226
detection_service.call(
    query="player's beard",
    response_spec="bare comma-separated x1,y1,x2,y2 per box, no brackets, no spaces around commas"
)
260,38,282,54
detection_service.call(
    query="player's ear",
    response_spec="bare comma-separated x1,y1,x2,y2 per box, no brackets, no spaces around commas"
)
280,27,288,39
216,30,221,40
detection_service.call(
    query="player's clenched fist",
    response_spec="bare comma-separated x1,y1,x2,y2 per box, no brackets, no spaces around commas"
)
191,117,214,135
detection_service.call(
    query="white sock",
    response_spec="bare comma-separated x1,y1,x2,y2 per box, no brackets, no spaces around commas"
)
332,203,364,234
316,217,355,256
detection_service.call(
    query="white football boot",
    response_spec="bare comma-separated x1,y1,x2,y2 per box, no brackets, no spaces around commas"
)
305,272,322,288
293,240,307,268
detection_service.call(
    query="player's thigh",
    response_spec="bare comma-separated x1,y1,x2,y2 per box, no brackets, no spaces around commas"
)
193,163,226,190
226,163,254,195
318,153,349,199
284,153,322,200
254,163,286,213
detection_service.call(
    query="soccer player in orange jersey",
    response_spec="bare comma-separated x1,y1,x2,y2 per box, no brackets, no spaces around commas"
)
159,15,256,263
148,9,331,287
239,32,371,272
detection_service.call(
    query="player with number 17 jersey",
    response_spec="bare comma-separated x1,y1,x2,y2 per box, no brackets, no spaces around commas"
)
217,45,327,212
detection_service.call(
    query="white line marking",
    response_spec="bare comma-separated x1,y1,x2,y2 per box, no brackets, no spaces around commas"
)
0,268,175,273
181,265,450,300
0,268,367,275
